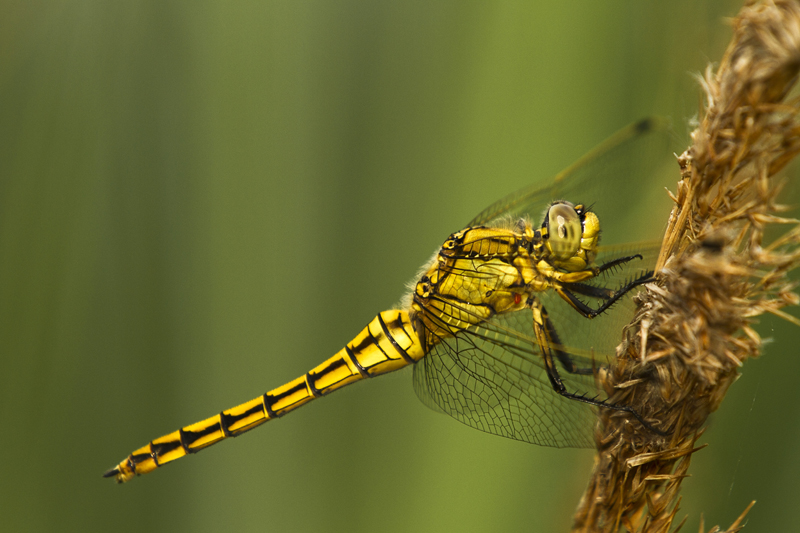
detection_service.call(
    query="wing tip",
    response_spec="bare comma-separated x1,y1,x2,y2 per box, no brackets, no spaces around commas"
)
634,117,654,133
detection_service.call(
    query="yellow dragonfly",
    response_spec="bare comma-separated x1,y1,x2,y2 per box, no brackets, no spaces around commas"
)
105,118,675,483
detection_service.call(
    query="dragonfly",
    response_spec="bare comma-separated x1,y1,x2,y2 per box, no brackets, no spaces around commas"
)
105,118,676,483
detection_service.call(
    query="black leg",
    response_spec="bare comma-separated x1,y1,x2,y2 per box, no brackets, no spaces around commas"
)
537,304,596,376
558,281,616,301
559,271,654,319
595,253,644,275
531,297,666,436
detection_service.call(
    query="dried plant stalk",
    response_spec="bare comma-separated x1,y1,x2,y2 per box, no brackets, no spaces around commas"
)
572,1,800,532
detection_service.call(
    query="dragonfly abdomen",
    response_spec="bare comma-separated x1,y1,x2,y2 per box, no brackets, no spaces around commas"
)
104,310,424,483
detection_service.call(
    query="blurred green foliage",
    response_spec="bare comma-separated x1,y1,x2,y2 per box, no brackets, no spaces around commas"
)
2,1,798,532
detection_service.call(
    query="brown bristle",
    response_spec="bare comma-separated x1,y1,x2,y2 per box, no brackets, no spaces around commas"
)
572,1,800,532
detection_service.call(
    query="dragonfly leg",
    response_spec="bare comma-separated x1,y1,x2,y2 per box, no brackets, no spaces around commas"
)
531,297,665,435
530,298,598,391
532,300,596,376
557,281,616,301
595,253,645,275
557,271,655,319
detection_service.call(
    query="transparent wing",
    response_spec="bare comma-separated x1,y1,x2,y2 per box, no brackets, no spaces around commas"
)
537,241,661,366
469,117,680,247
413,309,599,448
412,243,658,448
412,119,679,447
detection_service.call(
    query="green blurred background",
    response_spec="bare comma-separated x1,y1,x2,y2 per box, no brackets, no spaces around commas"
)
2,1,798,532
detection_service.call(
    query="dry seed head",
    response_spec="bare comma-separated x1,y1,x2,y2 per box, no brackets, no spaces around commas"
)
572,1,800,532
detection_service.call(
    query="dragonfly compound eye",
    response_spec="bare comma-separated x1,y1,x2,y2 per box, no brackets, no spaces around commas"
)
546,202,582,261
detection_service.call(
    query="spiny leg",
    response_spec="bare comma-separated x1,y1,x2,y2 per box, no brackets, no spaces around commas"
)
557,281,616,302
542,254,655,375
530,297,664,435
535,301,596,376
558,271,655,319
595,253,645,275
545,275,649,376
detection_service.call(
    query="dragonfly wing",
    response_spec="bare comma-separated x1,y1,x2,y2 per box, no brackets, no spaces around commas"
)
412,120,679,448
412,241,661,447
413,310,601,449
469,118,678,247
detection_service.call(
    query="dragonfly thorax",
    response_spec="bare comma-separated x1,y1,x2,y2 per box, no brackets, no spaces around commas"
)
410,225,533,350
408,202,603,351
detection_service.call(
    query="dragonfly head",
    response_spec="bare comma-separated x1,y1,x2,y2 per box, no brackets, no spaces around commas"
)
541,201,600,271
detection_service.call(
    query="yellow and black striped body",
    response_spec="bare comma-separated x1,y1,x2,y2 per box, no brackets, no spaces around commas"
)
105,310,424,482
105,119,668,483
106,210,610,483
